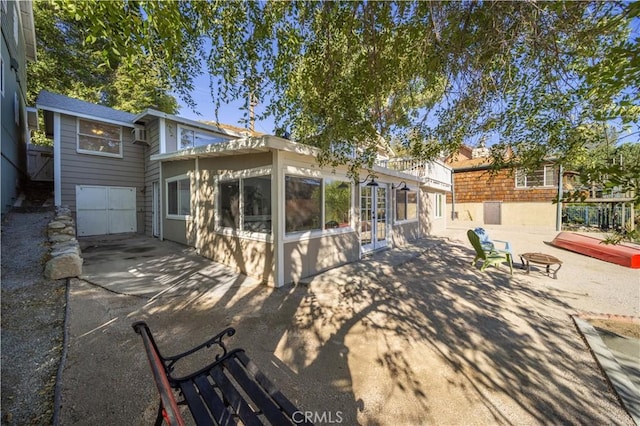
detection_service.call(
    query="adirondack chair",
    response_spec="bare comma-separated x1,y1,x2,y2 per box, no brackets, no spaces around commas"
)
467,229,513,274
473,227,512,256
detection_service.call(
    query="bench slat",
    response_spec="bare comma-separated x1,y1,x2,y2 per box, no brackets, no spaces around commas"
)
235,352,305,422
224,356,293,425
180,380,215,426
210,365,262,426
193,375,237,426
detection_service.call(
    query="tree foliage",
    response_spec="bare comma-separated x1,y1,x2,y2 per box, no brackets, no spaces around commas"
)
27,1,178,115
53,1,638,176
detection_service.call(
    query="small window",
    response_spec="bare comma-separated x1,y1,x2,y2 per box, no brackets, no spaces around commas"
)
434,193,444,218
285,176,322,233
396,189,418,221
167,176,190,218
179,126,229,150
515,165,558,188
77,119,123,157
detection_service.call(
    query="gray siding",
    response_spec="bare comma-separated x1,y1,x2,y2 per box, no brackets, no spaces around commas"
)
59,114,145,231
161,159,195,245
1,1,29,214
144,118,160,236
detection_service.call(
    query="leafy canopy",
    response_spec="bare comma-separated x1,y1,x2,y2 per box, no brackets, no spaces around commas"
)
54,1,638,175
28,1,178,115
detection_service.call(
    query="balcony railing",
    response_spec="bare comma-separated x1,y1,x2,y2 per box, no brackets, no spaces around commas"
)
377,157,452,191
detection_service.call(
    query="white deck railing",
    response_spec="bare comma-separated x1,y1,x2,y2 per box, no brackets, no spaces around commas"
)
377,157,452,191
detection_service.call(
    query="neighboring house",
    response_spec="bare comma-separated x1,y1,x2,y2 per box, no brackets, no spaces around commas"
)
446,145,561,228
1,0,37,214
36,91,452,287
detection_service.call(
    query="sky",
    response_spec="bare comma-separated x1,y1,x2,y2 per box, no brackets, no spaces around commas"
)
175,72,277,135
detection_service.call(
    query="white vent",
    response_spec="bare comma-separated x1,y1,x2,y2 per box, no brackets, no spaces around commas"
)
133,126,148,143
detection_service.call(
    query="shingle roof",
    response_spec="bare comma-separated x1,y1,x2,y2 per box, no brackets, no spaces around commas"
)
36,91,136,125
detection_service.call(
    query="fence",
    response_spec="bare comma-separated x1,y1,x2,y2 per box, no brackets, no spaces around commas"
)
563,203,634,231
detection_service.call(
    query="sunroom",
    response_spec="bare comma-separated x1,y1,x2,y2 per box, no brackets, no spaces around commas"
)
151,135,450,287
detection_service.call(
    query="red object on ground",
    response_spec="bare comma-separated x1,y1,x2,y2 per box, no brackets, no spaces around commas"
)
550,232,640,269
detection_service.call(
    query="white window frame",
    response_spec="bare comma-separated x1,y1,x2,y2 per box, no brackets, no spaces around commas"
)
177,124,230,150
166,174,191,220
434,193,444,218
217,166,273,242
515,165,557,189
394,188,419,224
76,118,123,158
283,166,354,242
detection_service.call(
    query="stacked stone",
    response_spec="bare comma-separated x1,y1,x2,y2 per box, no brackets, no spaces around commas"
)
44,206,83,280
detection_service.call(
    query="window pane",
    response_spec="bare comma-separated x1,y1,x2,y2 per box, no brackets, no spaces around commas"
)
324,180,350,229
193,131,228,147
168,181,178,215
395,190,407,221
179,128,194,149
78,120,121,154
544,165,558,186
285,176,321,233
515,169,526,187
220,180,240,228
407,191,417,220
527,169,545,187
179,179,190,216
243,176,272,233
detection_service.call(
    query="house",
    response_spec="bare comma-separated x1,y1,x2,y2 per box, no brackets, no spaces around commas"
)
1,0,37,214
446,144,561,228
35,91,452,287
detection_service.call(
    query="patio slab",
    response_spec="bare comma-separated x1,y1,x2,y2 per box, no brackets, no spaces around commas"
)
57,231,638,425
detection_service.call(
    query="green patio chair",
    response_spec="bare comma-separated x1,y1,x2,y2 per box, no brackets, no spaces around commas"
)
467,229,513,274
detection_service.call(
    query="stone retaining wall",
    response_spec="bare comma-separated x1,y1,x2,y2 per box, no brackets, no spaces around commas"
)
44,206,83,280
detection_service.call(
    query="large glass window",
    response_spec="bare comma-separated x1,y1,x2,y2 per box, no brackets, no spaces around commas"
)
285,176,322,233
179,126,229,150
219,176,272,233
77,119,122,157
243,176,272,232
167,176,190,218
324,179,351,229
396,190,417,221
219,180,240,229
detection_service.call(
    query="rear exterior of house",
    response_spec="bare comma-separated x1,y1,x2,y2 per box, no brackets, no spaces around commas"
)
1,1,37,214
447,145,560,228
36,91,452,287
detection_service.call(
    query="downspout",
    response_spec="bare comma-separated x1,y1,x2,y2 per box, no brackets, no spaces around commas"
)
556,164,563,232
450,171,456,222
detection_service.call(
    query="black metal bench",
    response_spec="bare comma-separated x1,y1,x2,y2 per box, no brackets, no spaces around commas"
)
132,321,312,426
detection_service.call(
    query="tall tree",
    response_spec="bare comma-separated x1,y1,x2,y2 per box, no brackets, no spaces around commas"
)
53,1,638,176
27,1,178,114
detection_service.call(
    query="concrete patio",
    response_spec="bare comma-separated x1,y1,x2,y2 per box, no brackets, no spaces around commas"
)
57,227,639,425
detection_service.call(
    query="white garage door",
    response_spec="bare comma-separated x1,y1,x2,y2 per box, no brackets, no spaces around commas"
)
76,185,136,236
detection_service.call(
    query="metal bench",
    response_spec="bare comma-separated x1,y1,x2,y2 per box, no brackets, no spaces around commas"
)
132,321,312,426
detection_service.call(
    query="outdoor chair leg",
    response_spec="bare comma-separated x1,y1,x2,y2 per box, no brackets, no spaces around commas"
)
154,400,164,426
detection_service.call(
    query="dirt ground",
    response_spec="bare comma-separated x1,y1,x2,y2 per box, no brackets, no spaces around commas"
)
589,319,640,339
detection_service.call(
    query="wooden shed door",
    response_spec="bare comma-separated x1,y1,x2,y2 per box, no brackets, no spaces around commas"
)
76,185,136,236
483,201,502,225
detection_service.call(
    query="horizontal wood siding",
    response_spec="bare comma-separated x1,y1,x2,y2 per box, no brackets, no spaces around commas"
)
144,119,160,236
59,114,145,231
